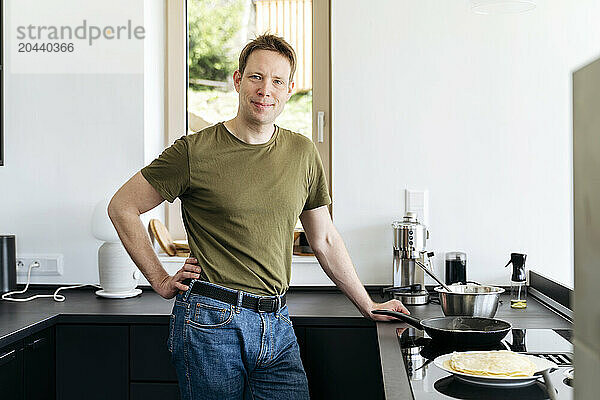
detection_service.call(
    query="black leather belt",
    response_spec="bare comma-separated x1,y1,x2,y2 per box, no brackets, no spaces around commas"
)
189,280,286,313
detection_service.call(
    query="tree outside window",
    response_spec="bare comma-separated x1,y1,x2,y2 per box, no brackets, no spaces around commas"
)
187,0,312,139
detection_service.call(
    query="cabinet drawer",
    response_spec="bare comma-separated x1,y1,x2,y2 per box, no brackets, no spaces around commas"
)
304,327,384,400
130,325,178,382
130,382,180,400
24,326,55,400
0,340,24,399
56,325,128,400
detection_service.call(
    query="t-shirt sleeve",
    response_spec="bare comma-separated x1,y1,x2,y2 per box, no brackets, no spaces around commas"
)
140,136,190,203
303,142,332,211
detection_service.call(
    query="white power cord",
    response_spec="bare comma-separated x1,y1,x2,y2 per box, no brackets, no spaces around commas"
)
1,261,102,302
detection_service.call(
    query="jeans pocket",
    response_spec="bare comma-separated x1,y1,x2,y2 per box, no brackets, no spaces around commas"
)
167,314,176,353
188,299,234,329
278,306,294,327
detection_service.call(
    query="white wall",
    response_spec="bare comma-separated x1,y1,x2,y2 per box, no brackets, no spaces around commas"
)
0,0,164,286
330,0,600,288
2,0,598,290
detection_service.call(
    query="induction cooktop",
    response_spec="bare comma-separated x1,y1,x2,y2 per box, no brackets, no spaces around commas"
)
398,328,573,400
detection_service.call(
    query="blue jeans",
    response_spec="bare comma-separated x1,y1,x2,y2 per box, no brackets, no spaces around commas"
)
167,280,310,400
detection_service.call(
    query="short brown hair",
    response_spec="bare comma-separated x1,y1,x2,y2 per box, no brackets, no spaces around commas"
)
238,33,297,84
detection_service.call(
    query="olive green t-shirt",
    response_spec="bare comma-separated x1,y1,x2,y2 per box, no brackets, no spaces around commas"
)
141,122,331,296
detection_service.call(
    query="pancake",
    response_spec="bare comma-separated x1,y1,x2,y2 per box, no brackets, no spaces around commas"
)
447,350,537,377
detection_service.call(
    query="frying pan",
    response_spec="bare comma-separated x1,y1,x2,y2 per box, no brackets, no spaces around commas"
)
372,309,511,346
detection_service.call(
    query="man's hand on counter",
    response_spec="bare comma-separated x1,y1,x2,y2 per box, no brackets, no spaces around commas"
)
368,299,410,321
154,258,202,299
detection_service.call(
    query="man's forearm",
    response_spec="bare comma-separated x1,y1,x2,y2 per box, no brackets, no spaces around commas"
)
312,229,375,316
108,208,169,287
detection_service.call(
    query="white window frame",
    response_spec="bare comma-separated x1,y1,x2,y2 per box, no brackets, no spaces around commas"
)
164,0,331,238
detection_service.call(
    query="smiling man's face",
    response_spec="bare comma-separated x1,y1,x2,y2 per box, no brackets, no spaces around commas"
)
234,49,294,126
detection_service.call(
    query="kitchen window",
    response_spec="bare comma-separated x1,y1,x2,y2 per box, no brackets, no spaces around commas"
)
164,0,332,239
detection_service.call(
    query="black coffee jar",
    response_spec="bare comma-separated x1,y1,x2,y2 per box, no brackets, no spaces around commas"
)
445,251,466,285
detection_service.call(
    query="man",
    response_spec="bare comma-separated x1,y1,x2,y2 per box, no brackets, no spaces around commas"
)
108,34,408,400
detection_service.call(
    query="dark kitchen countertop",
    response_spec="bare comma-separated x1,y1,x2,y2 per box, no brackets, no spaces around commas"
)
0,287,382,348
0,287,571,400
376,293,572,400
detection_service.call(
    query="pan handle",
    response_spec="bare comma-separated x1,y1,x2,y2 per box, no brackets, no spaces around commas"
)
371,310,424,330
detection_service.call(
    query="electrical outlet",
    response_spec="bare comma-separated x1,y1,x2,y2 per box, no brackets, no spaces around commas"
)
16,254,64,276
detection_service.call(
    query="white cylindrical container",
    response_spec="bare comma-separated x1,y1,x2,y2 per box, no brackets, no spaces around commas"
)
98,242,141,293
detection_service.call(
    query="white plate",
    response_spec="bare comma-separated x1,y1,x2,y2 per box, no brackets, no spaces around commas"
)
433,351,557,387
95,288,143,299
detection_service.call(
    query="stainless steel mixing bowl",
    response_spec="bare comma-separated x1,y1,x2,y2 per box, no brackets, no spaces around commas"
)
434,284,505,318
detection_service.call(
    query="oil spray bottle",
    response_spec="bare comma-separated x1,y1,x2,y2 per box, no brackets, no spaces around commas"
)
504,253,527,309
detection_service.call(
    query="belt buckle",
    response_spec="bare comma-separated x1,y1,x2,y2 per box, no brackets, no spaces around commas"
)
257,296,276,313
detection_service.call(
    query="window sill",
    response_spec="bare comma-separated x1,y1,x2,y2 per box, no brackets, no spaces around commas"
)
292,254,318,263
156,254,319,264
153,253,332,287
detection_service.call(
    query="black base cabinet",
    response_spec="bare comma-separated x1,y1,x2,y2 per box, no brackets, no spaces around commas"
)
55,323,180,400
129,323,384,400
8,320,382,400
301,326,385,400
24,327,56,400
0,339,24,399
130,325,178,382
56,325,128,400
0,327,55,400
129,325,180,400
127,322,383,400
130,382,180,400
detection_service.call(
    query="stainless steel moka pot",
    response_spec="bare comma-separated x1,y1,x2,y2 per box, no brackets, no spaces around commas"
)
391,212,433,305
